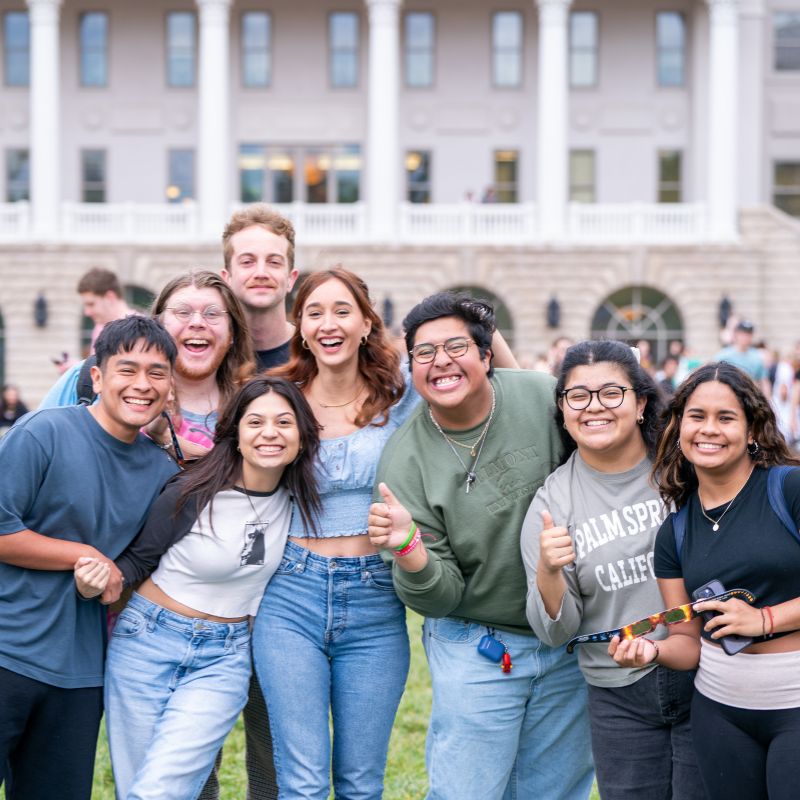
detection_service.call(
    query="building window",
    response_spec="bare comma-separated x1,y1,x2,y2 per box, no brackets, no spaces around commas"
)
404,12,435,88
570,12,598,88
774,12,800,71
406,150,431,203
656,12,685,87
166,149,194,203
238,144,362,204
658,150,682,202
494,150,518,202
79,12,108,87
329,12,359,88
242,11,271,87
492,11,523,88
774,162,800,217
167,12,196,87
569,150,595,202
81,149,106,203
3,12,29,87
5,149,29,201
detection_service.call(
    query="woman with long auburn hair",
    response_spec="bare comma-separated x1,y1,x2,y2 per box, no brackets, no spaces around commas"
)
251,267,416,800
613,362,800,800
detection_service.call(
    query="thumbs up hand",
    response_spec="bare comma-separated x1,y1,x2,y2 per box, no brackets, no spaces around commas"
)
539,509,576,574
368,482,414,550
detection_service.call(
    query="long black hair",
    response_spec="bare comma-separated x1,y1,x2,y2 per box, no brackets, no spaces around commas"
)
653,361,800,509
554,339,663,465
174,376,321,534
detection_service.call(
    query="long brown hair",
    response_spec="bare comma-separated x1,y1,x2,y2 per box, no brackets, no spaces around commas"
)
175,377,321,534
271,267,404,428
152,270,255,405
653,361,800,509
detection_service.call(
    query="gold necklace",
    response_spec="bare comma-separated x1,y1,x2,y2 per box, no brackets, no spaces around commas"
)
697,465,754,532
312,385,365,409
440,422,492,458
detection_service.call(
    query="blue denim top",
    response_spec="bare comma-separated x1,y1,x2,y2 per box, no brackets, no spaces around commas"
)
289,377,420,537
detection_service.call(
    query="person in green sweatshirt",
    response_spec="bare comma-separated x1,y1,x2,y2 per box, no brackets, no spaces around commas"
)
368,292,593,800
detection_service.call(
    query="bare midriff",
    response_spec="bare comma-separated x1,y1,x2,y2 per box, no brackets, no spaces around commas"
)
707,628,800,655
289,533,379,557
137,577,249,623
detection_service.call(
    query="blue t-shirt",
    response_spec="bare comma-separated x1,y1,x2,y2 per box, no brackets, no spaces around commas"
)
38,362,84,409
714,346,766,381
0,406,179,688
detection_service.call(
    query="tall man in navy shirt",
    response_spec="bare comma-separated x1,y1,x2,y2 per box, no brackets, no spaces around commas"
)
0,317,179,800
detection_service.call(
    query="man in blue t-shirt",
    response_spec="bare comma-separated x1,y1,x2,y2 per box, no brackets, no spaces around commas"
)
715,319,771,396
0,317,180,800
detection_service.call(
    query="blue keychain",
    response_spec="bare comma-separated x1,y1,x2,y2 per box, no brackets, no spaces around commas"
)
477,628,513,673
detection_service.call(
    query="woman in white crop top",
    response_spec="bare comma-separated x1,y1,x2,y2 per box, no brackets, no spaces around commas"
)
74,377,320,800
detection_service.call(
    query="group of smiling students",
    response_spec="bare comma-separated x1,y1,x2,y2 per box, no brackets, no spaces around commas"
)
4,263,799,800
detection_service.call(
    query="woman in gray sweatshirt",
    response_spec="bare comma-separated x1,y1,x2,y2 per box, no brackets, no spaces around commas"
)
521,340,705,800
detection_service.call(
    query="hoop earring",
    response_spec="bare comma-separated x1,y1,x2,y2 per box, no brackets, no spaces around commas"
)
747,441,760,457
361,335,368,346
301,338,310,350
637,415,644,425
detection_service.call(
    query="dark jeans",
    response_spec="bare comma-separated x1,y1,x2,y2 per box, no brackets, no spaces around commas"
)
0,666,103,800
588,666,705,800
691,690,800,800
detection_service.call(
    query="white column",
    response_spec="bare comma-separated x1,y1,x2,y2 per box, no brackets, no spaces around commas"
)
706,0,739,240
738,0,764,206
366,0,401,242
536,0,571,241
27,0,62,239
196,0,231,240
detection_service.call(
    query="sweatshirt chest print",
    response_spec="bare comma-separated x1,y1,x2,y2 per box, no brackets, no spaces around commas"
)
241,521,267,566
479,446,544,514
572,500,667,593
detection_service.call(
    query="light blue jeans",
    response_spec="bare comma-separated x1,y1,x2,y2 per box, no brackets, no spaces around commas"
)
423,616,594,800
104,592,252,800
252,541,410,800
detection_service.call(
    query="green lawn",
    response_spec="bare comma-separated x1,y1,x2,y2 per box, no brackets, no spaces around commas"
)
2,611,598,799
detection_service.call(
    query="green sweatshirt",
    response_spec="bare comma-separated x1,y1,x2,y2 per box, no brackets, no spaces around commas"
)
376,369,561,635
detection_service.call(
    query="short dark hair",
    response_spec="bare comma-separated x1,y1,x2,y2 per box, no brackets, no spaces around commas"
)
555,339,664,464
94,317,177,370
77,267,122,297
402,292,496,377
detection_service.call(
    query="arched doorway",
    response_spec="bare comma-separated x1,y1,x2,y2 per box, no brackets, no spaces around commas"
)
448,285,514,351
590,285,683,365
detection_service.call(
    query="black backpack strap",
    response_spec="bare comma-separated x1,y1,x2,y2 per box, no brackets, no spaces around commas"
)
76,355,98,406
766,465,800,546
671,505,688,567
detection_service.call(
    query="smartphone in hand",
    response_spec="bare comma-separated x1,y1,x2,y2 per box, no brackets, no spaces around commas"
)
692,579,753,656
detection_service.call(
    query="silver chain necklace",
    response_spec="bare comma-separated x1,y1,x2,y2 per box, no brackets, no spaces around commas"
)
697,465,754,532
427,385,496,494
241,477,269,535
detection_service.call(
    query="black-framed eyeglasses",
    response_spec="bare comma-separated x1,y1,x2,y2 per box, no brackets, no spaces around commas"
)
410,337,473,364
560,385,634,411
565,588,756,653
165,305,229,325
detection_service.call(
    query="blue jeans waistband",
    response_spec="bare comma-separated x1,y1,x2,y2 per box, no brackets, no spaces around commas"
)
128,592,250,639
282,539,388,575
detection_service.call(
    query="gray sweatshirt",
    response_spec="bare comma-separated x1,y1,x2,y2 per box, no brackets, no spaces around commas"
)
521,452,667,687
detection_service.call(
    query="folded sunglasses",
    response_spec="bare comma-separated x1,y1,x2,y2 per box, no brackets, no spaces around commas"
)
565,588,756,653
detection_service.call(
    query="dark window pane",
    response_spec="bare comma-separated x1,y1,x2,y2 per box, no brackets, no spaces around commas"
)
658,150,682,203
242,12,271,87
167,12,196,87
167,149,194,203
4,12,30,86
239,144,265,203
492,12,523,87
6,149,30,201
494,150,518,203
775,13,800,71
406,150,431,203
82,150,106,203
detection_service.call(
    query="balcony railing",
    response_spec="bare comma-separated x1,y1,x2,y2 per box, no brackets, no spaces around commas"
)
0,200,715,245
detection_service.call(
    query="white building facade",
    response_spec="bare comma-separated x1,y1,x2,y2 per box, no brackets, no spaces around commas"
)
1,0,800,400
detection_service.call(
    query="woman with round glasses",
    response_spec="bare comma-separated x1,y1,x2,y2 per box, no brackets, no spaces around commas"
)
521,340,705,799
616,362,800,800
